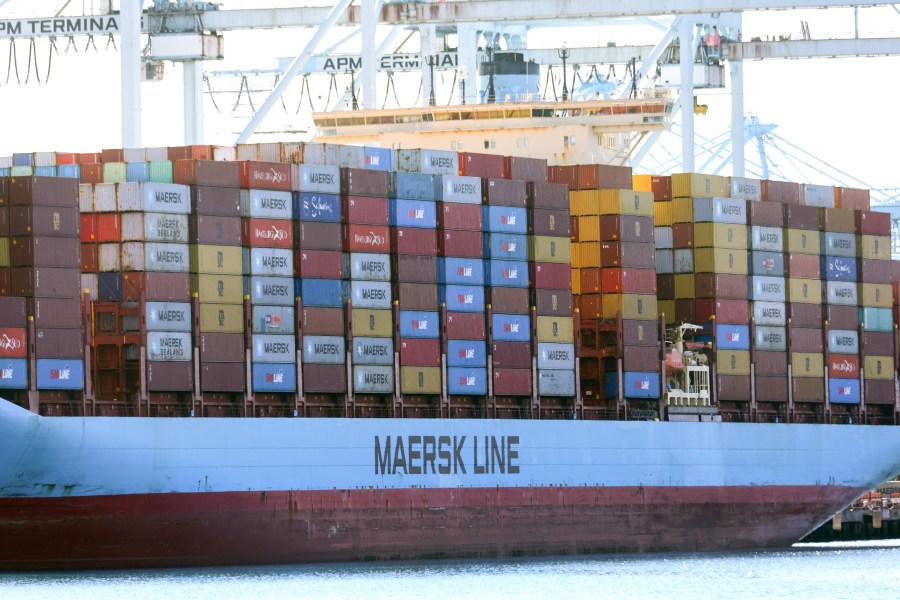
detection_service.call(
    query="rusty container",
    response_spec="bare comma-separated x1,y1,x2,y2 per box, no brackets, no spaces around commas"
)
600,268,656,295
340,167,388,197
174,159,240,187
672,223,694,248
761,180,800,204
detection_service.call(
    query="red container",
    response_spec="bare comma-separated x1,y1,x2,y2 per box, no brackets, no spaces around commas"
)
569,217,579,242
492,367,533,396
527,182,569,210
530,209,569,237
695,273,747,299
861,331,893,355
549,164,632,190
200,333,245,363
754,350,787,376
79,164,103,185
695,298,749,324
821,207,856,233
55,153,77,165
622,320,659,346
599,216,654,243
0,328,27,358
439,203,482,230
147,361,193,392
825,305,859,330
35,327,83,358
859,258,891,284
296,221,343,251
396,283,438,310
101,148,125,163
11,237,81,268
95,213,121,243
857,210,891,235
239,160,292,191
578,294,602,319
483,178,526,207
786,254,820,279
716,375,751,401
783,204,821,231
297,249,343,279
828,354,859,379
578,268,601,294
342,196,389,225
789,327,824,353
122,272,191,302
392,227,437,255
190,215,242,245
656,274,675,300
533,289,573,317
491,342,532,368
747,200,785,227
791,377,824,403
506,156,547,183
340,168,388,197
30,298,82,328
76,153,101,165
399,338,440,366
531,262,571,290
440,229,484,259
459,152,506,179
191,185,241,217
600,268,656,294
302,363,346,393
174,159,240,187
0,297,27,328
10,206,80,237
241,217,293,249
201,362,246,392
864,379,894,405
9,176,79,207
835,187,870,211
393,254,438,283
755,376,788,402
599,241,655,269
762,180,800,204
11,266,80,298
446,311,485,339
672,223,694,248
167,145,213,161
301,307,344,335
644,175,672,201
788,303,823,328
489,287,529,314
345,224,391,253
623,346,658,371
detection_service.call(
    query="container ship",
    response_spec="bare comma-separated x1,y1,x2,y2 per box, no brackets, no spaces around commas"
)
1,141,900,571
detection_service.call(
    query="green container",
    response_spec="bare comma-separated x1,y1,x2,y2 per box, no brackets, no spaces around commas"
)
859,307,893,332
10,166,32,176
103,162,127,183
149,160,174,183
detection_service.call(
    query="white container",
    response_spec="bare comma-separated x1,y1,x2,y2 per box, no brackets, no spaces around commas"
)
441,175,482,204
123,148,146,162
750,226,783,252
98,243,121,272
396,148,458,175
212,146,236,161
147,331,192,362
352,337,394,366
827,329,859,354
299,142,327,165
334,145,365,169
253,334,297,364
353,365,394,394
801,184,836,208
0,156,12,168
33,151,57,167
256,143,281,163
296,164,340,194
693,197,747,225
673,249,694,273
81,273,98,301
250,247,293,277
656,249,674,274
749,276,786,302
537,369,576,397
825,281,858,306
822,232,856,258
93,183,118,212
349,253,391,281
240,189,293,220
121,212,189,243
236,143,260,160
754,326,787,351
146,302,192,332
728,176,762,202
655,226,673,249
301,335,344,365
119,182,191,214
350,281,392,309
144,147,169,161
78,184,94,212
537,343,576,370
752,301,787,326
121,242,190,273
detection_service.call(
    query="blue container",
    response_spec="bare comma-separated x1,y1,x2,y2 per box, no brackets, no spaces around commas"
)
98,272,123,302
57,164,81,179
441,284,485,313
441,257,485,285
398,310,440,339
486,259,529,288
859,307,893,332
447,340,487,367
299,278,347,307
293,192,341,222
829,378,861,404
363,146,392,171
388,172,439,201
251,362,298,393
0,358,28,389
606,371,660,399
390,198,437,229
126,161,150,182
483,206,528,234
447,367,488,395
822,256,858,282
492,313,531,342
12,153,33,167
484,233,528,260
715,324,751,350
36,359,85,391
0,168,10,177
34,166,57,177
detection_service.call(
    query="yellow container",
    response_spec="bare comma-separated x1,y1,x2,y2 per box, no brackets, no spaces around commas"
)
572,242,601,268
632,174,654,193
198,302,244,333
785,229,821,255
351,308,393,338
860,283,892,308
400,366,441,394
657,299,676,320
0,238,8,267
654,201,674,227
693,223,748,250
864,355,894,380
598,189,654,217
571,268,581,295
674,274,695,299
191,274,244,304
530,236,571,263
569,190,602,216
693,248,747,275
859,235,891,260
791,352,825,378
787,278,823,305
671,173,727,198
536,316,574,343
190,244,244,275
601,293,657,321
575,215,600,242
672,197,695,224
715,350,751,376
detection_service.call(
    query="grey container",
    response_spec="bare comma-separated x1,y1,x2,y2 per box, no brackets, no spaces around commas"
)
350,280,392,309
146,331,192,362
537,343,576,370
654,227,673,249
673,249,694,273
537,369,576,397
251,305,296,334
121,212,189,243
353,365,395,394
752,301,787,326
827,329,859,354
441,175,482,204
395,148,458,175
655,250,674,274
352,337,394,366
145,302,192,332
349,253,391,281
241,189,292,220
750,226,783,252
822,232,856,258
296,165,341,194
748,251,785,277
249,247,293,277
754,326,787,352
825,281,858,306
749,276,786,302
248,276,295,306
301,335,345,365
253,334,297,363
729,176,762,202
693,197,747,225
138,182,192,214
121,242,190,273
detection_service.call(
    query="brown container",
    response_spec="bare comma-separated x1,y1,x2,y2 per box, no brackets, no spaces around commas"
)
597,215,653,244
861,331,893,355
297,249,343,279
550,164,632,190
340,168,388,197
787,303,823,328
488,287,529,314
491,341,532,368
189,215,242,245
527,182,569,210
398,338,440,366
762,180,800,204
11,266,80,298
147,361,193,392
783,204,821,231
530,209,570,237
675,298,696,323
396,283,438,310
200,332,245,363
492,367,533,396
101,148,125,163
747,201,785,228
29,297,82,329
618,319,656,347
531,262,571,290
754,350,788,376
458,152,506,179
600,268,656,295
864,379,895,405
599,241,655,269
695,273,748,300
239,160,292,191
296,221,343,251
483,178,526,207
623,345,658,371
695,299,749,324
0,206,8,236
9,206,80,237
533,289,573,316
121,272,190,302
167,145,213,161
301,307,344,335
859,258,891,284
0,296,26,327
657,274,675,300
191,185,241,217
446,311,486,339
303,363,346,393
577,294,602,319
8,176,78,207
439,203,482,230
174,159,240,187
716,375,751,401
506,156,548,183
342,195,389,225
835,187,870,211
825,305,859,330
0,267,9,296
393,254,438,283
79,164,103,185
755,376,788,402
10,237,80,268
789,327,824,353
35,327,83,358
579,268,601,294
201,362,246,392
791,377,824,403
857,211,891,236
0,177,6,206
441,229,484,258
786,253,821,279
392,227,437,255
672,223,694,248
821,207,856,233
828,354,860,379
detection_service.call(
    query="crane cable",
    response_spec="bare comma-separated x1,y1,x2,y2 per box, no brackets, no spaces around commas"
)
204,75,223,114
6,39,20,85
445,68,457,106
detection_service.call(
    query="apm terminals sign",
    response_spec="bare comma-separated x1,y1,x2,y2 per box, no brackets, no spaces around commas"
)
0,16,121,38
309,52,458,73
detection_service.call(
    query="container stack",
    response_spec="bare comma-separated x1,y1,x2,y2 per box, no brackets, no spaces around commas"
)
633,174,674,321
0,178,8,294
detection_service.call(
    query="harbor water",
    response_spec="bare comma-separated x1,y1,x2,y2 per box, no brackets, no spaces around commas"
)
2,540,897,599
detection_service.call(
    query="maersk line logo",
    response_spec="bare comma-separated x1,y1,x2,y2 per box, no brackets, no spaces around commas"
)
374,435,520,475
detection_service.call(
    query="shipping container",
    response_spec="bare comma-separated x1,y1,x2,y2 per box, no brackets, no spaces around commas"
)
390,198,437,229
294,192,341,223
536,369,575,397
533,289,573,317
715,350,751,375
300,335,344,365
483,178,526,207
239,161,291,191
695,273,748,299
483,205,528,235
632,174,672,201
530,209,569,237
752,301,787,326
863,355,893,380
388,172,439,201
863,379,895,405
10,266,81,298
695,298,749,324
441,257,485,285
393,254,438,283
299,278,346,307
392,226,437,255
601,294,657,321
146,331,192,362
749,276,786,302
860,258,891,284
671,173,727,198
0,358,28,389
296,165,341,194
439,202,482,231
605,371,660,399
344,196,389,226
0,297,26,328
791,352,825,377
352,337,393,366
441,284,485,313
251,363,297,393
785,229,822,255
191,273,243,304
396,149,458,175
350,280,392,309
507,156,548,184
251,305,295,335
10,237,80,268
35,358,85,390
485,259,528,288
600,268,656,295
693,197,747,224
241,218,294,249
600,241,655,269
828,378,860,404
198,303,244,334
441,175,482,204
859,307,893,332
748,252,785,277
754,350,788,376
144,302,192,332
399,365,441,394
441,229,484,259
492,367,533,396
447,340,488,368
728,176,762,201
197,332,244,363
823,281,858,306
527,182,569,210
398,338,440,367
749,226,783,252
398,310,439,339
459,152,506,179
9,205,79,238
349,308,392,338
752,326,786,351
484,233,528,261
295,249,342,279
353,365,394,394
492,313,531,342
301,307,343,336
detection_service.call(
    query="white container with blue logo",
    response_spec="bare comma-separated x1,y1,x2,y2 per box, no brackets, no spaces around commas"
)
297,165,341,194
350,281,392,309
145,302,192,332
147,332,193,361
353,365,394,393
249,276,295,306
538,369,576,396
754,326,787,352
242,189,293,220
250,247,294,277
349,253,391,281
537,343,575,370
302,335,345,365
253,334,297,364
827,329,859,354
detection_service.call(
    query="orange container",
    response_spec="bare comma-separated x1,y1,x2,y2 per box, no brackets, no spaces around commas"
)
80,213,98,243
79,164,103,185
96,213,122,243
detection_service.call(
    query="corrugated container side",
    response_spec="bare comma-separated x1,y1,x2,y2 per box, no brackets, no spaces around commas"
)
301,335,345,365
447,340,488,368
353,365,394,394
398,339,440,367
352,337,393,366
399,366,441,394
